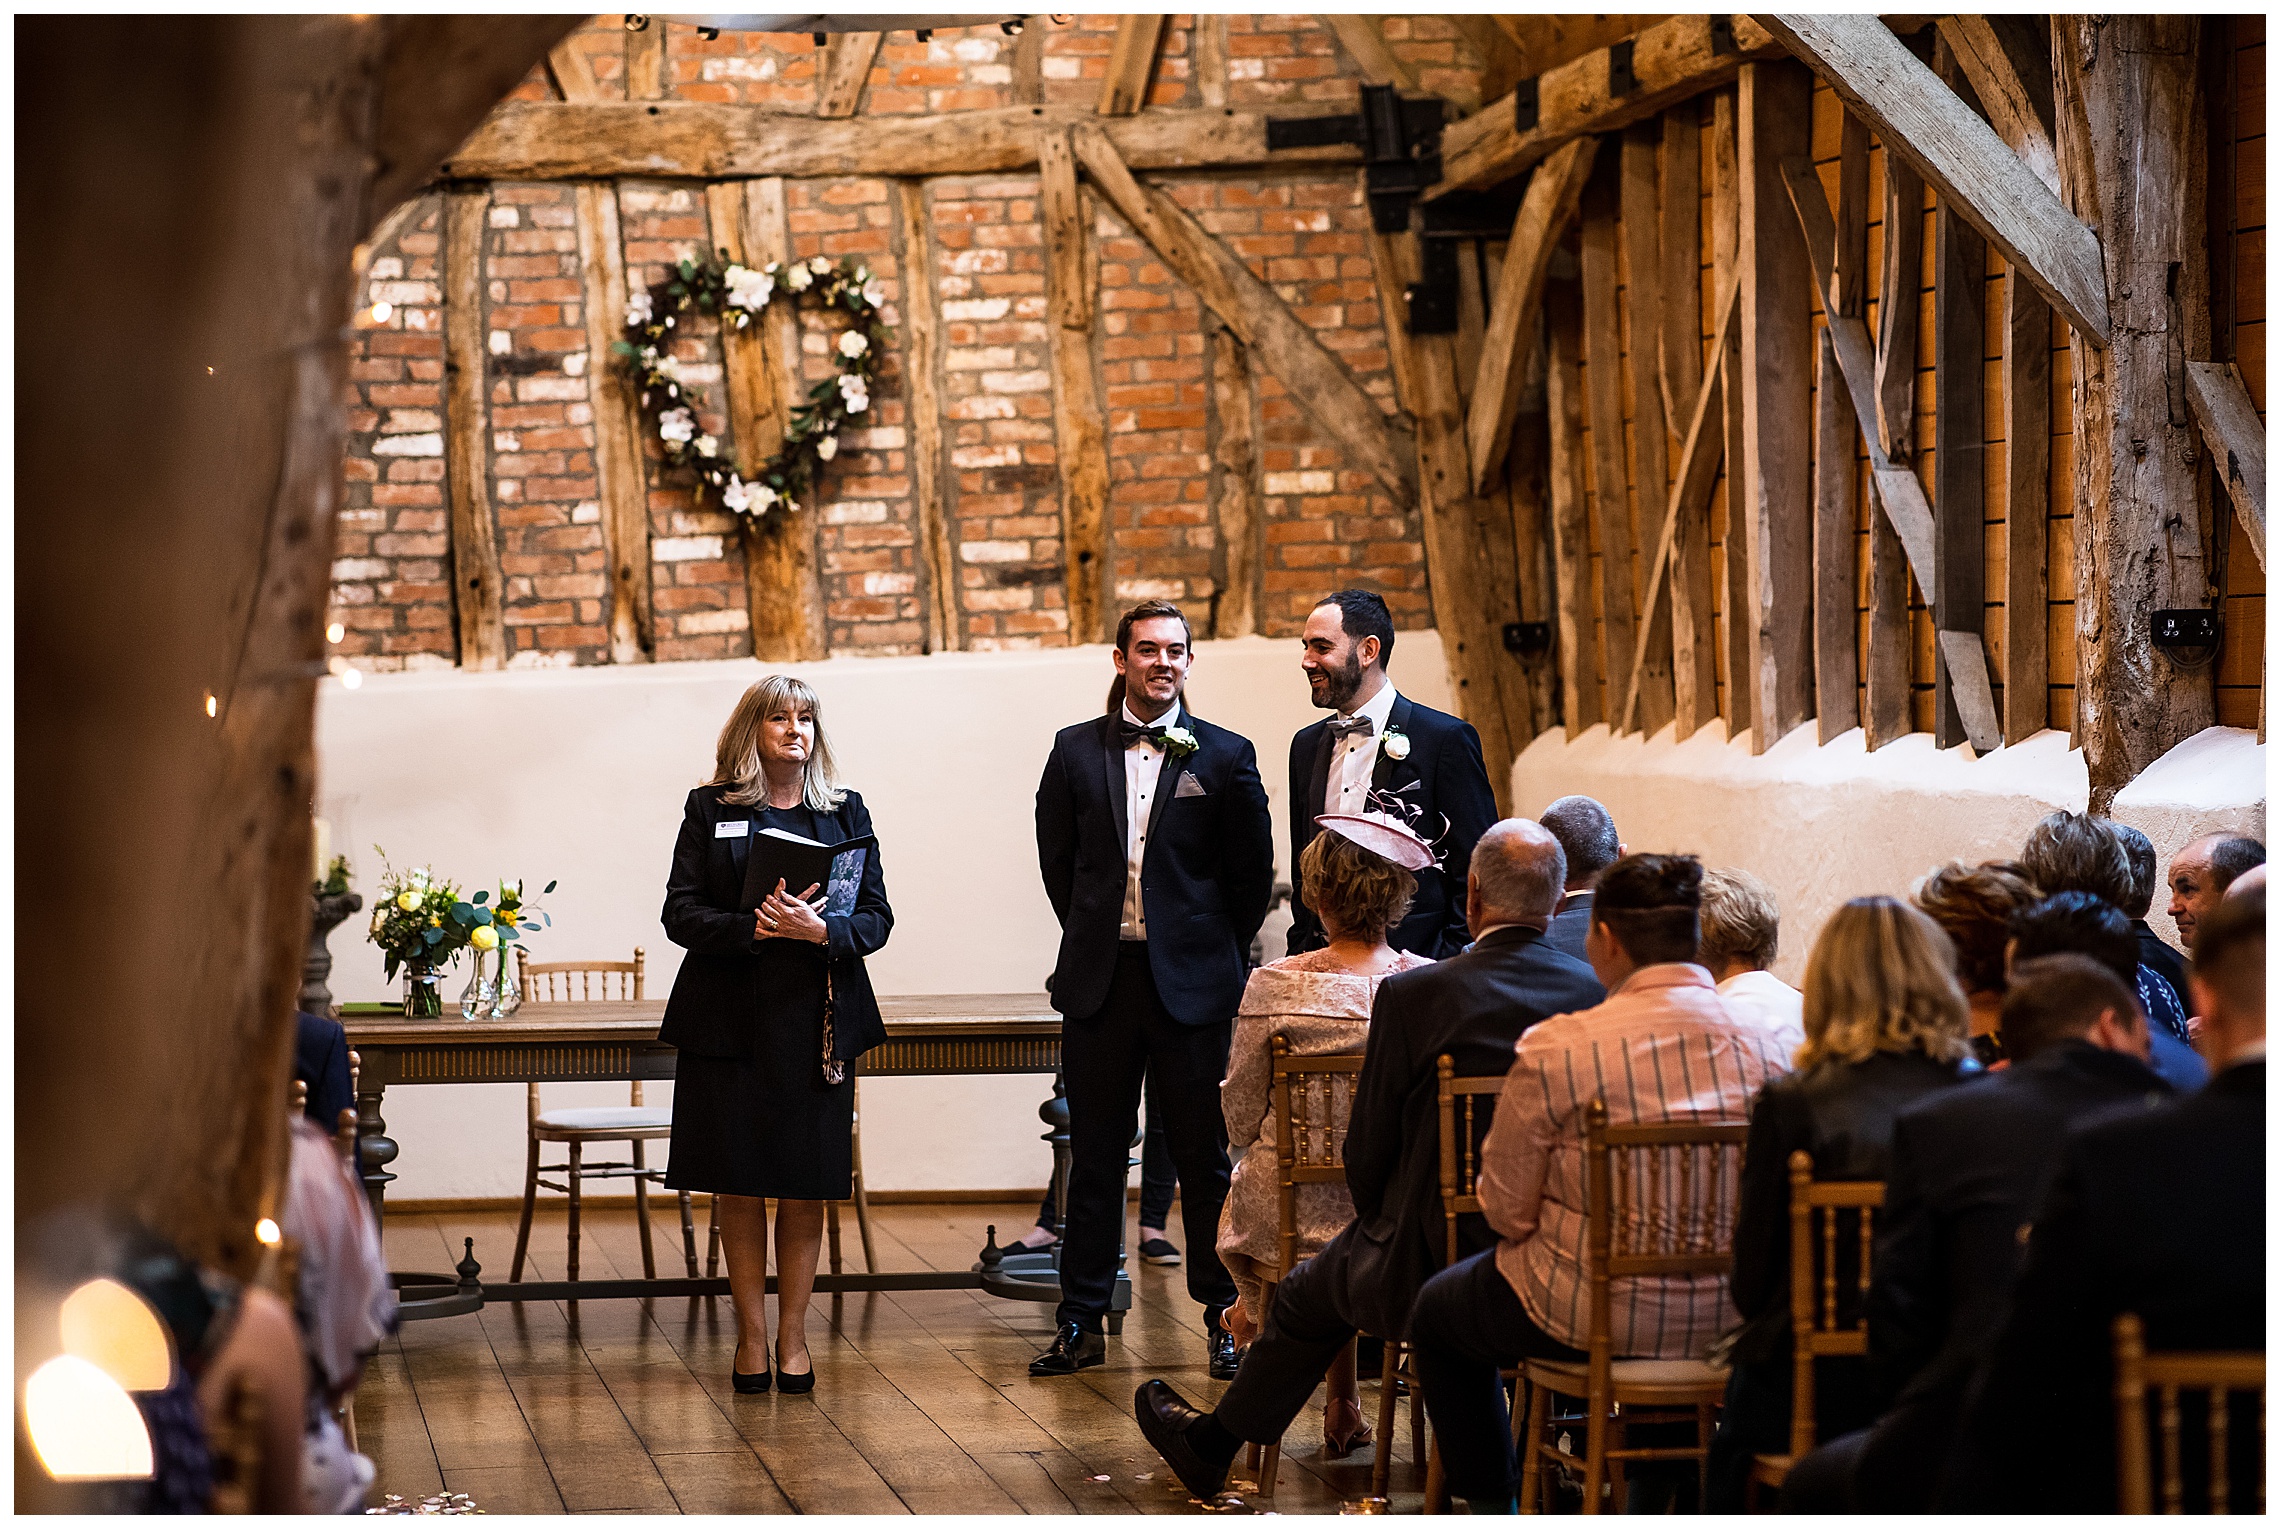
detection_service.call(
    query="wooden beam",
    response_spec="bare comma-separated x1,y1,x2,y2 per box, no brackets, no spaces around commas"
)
1448,14,1529,107
816,31,881,118
625,18,666,100
1099,15,1167,116
1012,17,1045,106
1466,135,1593,493
2002,267,2051,741
1932,144,1988,750
1206,317,1259,639
1578,151,1641,735
371,16,581,214
1491,14,1662,76
1661,106,1716,738
545,36,601,103
441,185,506,671
1546,281,1603,735
1712,88,1752,732
1875,144,1924,462
1323,15,1419,92
1832,110,1871,316
1864,475,1912,749
1619,122,1677,737
895,180,957,652
1070,123,1414,500
1039,128,1109,645
573,182,652,663
2186,361,2268,569
1938,15,2058,192
1503,336,1563,746
440,101,1367,184
1194,14,1228,109
1755,14,2110,345
2054,18,2215,807
1366,220,1423,413
1435,14,1785,199
1812,325,1859,741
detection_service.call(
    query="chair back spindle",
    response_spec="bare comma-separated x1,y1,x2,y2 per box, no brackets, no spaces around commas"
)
1782,1151,1885,1459
1268,1034,1364,1280
2114,1311,2266,1515
1434,1054,1508,1265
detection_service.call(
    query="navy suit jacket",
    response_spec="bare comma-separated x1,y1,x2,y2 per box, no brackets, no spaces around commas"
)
1286,693,1498,959
1035,711,1274,1027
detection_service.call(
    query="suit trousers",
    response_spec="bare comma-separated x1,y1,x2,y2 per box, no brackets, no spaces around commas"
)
1213,1222,1372,1442
1056,944,1237,1330
1036,1098,1176,1234
1410,1249,1584,1504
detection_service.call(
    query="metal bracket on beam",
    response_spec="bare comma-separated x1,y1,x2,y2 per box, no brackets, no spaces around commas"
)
1708,15,1737,56
1267,85,1444,233
1608,40,1638,97
1512,75,1539,132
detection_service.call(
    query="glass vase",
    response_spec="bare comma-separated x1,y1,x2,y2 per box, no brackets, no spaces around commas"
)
458,948,498,1020
401,961,444,1019
490,945,523,1019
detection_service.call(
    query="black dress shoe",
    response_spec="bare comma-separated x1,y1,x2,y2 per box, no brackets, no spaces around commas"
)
1029,1321,1106,1376
731,1342,771,1394
775,1355,815,1395
1207,1326,1241,1380
1134,1379,1234,1499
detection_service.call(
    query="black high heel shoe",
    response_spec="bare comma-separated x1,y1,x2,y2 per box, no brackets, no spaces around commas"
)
732,1341,771,1394
775,1350,815,1395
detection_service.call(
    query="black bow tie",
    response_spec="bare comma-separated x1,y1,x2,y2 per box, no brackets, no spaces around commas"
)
1119,721,1168,749
1326,715,1373,738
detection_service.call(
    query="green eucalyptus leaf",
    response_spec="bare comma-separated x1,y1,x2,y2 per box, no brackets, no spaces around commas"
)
544,880,557,894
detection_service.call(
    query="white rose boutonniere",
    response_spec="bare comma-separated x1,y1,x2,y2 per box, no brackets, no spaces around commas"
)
1161,725,1199,761
1382,727,1411,762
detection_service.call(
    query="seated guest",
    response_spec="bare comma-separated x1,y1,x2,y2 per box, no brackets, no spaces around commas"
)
1132,821,1601,1499
1537,795,1622,964
279,1115,393,1512
1409,854,1792,1513
1780,955,2171,1512
2167,832,2266,948
1699,867,1804,1056
293,1010,353,1130
1216,811,1434,1456
1939,888,2266,1512
2019,812,2190,1042
2113,823,2192,1014
2007,892,2206,1091
1913,860,2041,1065
1704,896,1969,1512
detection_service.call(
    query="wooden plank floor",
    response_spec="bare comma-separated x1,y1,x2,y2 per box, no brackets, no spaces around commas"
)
361,1201,1432,1514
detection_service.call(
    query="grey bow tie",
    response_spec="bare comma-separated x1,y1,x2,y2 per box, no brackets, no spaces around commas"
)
1326,715,1373,738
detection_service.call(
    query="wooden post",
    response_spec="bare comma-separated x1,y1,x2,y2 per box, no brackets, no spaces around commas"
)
816,31,880,118
1193,15,1228,109
1466,136,1593,491
442,183,508,670
1098,15,1166,116
1041,127,1109,644
1324,15,1420,92
1661,107,1717,739
1206,316,1259,639
2001,268,2051,742
1813,326,1860,740
1737,60,1816,752
2053,17,2216,809
895,181,958,652
1547,281,1603,735
1932,48,1989,750
1505,345,1563,747
1711,88,1752,733
626,18,666,100
1578,147,1641,735
1876,153,1925,462
573,182,653,663
1619,122,1678,737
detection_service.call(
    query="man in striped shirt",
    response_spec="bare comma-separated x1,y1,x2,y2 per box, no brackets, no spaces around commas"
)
1408,852,1793,1511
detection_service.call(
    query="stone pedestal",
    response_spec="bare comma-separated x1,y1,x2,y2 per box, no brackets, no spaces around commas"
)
303,888,364,1016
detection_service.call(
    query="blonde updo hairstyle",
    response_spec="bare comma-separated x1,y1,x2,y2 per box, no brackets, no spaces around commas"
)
707,674,848,811
1794,895,1970,1072
1299,830,1416,943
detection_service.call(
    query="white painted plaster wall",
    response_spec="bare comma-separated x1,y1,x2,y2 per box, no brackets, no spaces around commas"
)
1510,720,2266,987
313,634,1450,1200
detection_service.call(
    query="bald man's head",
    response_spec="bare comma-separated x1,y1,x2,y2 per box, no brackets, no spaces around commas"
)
1469,819,1568,932
2170,833,2267,945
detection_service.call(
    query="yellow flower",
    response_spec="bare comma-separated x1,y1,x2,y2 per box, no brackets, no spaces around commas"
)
471,924,500,950
429,914,442,927
494,908,518,927
397,890,422,911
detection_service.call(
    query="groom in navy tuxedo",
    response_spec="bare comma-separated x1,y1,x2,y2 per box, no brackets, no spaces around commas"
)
1286,590,1499,959
1032,599,1275,1379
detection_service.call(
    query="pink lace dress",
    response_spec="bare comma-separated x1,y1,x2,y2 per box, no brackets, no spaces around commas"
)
1215,946,1434,1318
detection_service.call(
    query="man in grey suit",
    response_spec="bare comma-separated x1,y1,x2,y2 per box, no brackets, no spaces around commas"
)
1538,795,1621,964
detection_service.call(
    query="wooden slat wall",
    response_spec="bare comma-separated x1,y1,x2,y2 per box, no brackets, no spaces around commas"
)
2212,16,2267,730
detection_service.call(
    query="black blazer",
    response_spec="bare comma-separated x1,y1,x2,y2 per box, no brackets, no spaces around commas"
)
1286,694,1499,959
1938,1060,2265,1513
1843,1042,2169,1510
658,785,894,1063
1035,710,1274,1026
1337,924,1605,1338
294,1010,354,1128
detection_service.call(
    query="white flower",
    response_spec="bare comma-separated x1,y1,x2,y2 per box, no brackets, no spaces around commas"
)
784,263,814,292
721,475,751,514
1161,726,1199,759
638,345,658,366
837,330,870,359
815,434,838,461
654,352,681,379
1382,728,1411,762
658,407,695,445
838,375,870,414
809,255,832,275
695,434,719,458
859,276,885,308
724,264,774,312
625,289,653,326
751,483,781,514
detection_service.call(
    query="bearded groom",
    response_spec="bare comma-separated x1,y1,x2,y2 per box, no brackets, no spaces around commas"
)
1031,599,1276,1378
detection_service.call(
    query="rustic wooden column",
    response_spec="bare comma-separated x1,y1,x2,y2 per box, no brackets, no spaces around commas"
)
1546,280,1604,735
2000,263,2051,742
1578,147,1642,734
442,182,509,670
573,183,654,664
1040,127,1110,644
1711,88,1752,732
895,180,958,652
1660,106,1717,739
1931,47,1989,750
1206,315,1260,639
1618,122,1678,737
2054,16,2216,809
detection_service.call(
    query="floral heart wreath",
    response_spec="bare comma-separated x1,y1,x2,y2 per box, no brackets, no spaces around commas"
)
613,251,892,520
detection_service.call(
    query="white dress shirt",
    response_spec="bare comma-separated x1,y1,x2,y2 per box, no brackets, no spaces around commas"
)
1120,698,1180,941
1322,681,1401,817
1716,968,1807,1059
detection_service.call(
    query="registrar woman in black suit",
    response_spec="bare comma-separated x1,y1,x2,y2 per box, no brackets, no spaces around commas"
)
661,674,892,1396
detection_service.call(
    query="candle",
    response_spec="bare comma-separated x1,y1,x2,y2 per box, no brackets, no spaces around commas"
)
313,818,331,886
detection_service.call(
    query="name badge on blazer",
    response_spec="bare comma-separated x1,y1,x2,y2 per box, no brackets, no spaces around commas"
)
715,819,750,838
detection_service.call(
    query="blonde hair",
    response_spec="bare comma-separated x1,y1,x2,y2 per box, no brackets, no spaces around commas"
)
1699,867,1781,971
1300,830,1416,942
707,675,847,811
1794,896,1970,1071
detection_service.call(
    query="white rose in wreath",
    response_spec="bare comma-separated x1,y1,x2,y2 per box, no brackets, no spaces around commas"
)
752,483,781,514
657,407,695,445
838,375,870,413
724,263,774,312
1382,728,1411,762
809,255,832,275
721,475,751,514
815,434,838,461
625,289,653,326
695,434,719,458
860,276,885,308
784,262,814,293
837,330,870,360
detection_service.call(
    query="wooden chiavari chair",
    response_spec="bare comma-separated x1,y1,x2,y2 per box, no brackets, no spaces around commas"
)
1746,1153,1884,1502
1514,1100,1747,1514
1247,1036,1367,1503
2114,1312,2267,1514
1418,1055,1510,1512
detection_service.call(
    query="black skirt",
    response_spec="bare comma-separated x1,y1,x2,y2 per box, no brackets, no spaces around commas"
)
665,1044,852,1201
